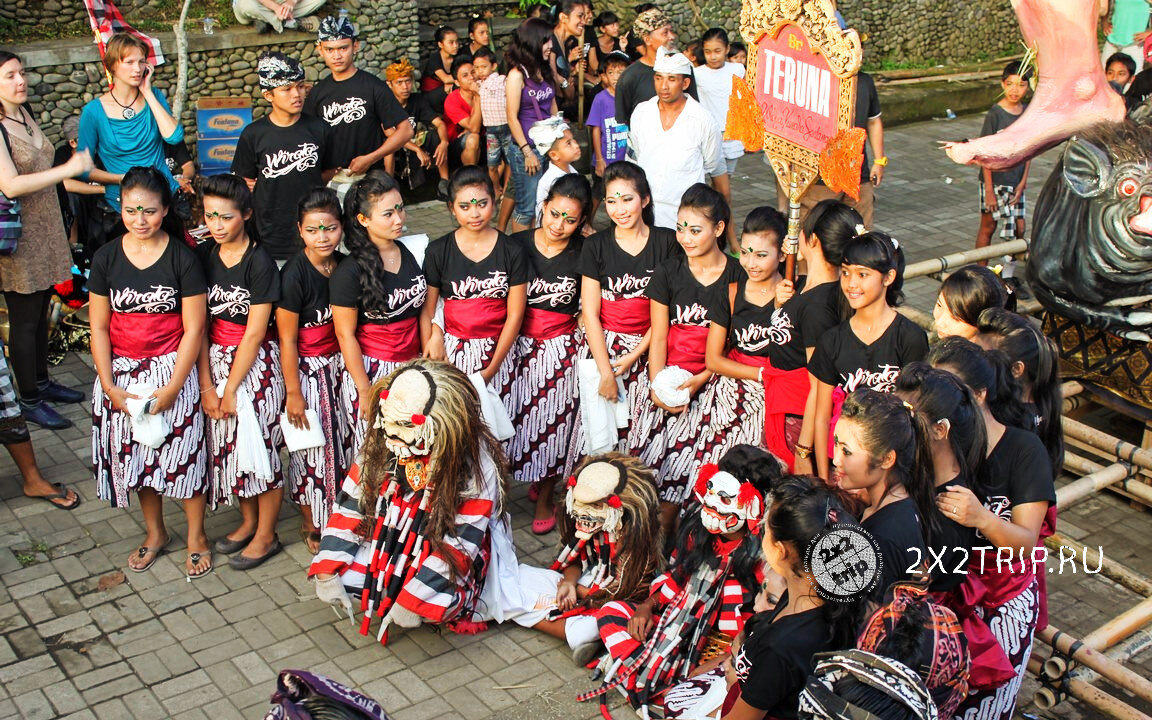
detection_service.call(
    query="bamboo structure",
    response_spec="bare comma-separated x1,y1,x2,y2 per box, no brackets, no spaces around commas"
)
1037,626,1152,702
903,238,1028,280
1027,655,1152,720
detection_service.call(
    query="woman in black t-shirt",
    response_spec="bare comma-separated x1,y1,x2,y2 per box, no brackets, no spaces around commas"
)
894,363,985,593
578,162,682,459
506,175,589,533
421,166,528,401
810,231,928,469
833,389,941,599
421,26,459,114
197,174,285,572
275,189,348,554
89,167,210,580
332,175,428,465
680,476,863,720
650,184,743,516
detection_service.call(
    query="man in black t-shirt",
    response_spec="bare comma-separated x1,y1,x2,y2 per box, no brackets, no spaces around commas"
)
302,16,413,175
614,7,699,132
774,71,886,229
233,51,336,262
383,58,451,197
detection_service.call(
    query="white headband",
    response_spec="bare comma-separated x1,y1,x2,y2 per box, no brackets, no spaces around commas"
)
653,46,693,76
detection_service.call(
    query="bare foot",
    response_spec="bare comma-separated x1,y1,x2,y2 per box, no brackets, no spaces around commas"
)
943,0,1126,170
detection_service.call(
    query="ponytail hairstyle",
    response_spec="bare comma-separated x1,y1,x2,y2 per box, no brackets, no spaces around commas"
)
841,231,906,307
742,206,786,254
895,362,988,498
976,308,1064,470
603,160,656,228
926,336,1030,432
122,166,186,243
541,172,593,228
801,199,862,267
446,164,496,209
838,388,941,546
939,265,1009,328
342,174,404,312
297,187,342,225
678,182,729,249
753,474,867,649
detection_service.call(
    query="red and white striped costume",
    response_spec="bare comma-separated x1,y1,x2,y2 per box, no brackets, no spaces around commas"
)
308,450,502,642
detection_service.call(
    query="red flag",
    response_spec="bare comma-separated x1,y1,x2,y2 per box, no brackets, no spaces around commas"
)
83,0,165,66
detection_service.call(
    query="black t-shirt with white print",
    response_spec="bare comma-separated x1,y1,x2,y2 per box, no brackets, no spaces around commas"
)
424,231,530,300
89,236,206,310
809,313,929,392
733,601,831,718
984,425,1056,515
646,254,744,327
302,69,408,171
509,229,583,317
328,245,427,325
279,250,344,328
201,242,280,329
231,114,333,260
576,227,682,301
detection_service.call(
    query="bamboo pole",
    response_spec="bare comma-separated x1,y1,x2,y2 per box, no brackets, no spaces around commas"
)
903,239,1028,279
1028,656,1152,720
1063,418,1152,474
1038,626,1152,702
1058,460,1134,508
1043,533,1152,598
1081,596,1152,655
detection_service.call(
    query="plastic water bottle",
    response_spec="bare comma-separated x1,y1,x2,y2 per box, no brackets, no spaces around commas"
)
339,8,349,21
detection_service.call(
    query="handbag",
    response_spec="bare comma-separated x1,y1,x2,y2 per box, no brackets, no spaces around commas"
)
0,123,21,254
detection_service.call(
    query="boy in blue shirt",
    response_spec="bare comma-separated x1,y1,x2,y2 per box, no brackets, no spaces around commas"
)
586,51,630,218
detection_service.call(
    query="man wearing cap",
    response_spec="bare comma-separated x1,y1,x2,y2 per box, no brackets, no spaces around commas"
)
232,52,336,262
614,7,698,130
628,47,721,228
303,16,412,177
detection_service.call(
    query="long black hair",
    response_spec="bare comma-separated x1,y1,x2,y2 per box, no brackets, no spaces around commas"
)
678,182,729,249
603,161,655,228
895,362,988,497
122,166,186,243
749,474,867,650
505,18,556,85
342,174,404,312
838,388,942,546
541,172,593,227
802,199,861,267
927,336,1031,433
977,308,1065,470
842,231,906,307
939,265,1008,328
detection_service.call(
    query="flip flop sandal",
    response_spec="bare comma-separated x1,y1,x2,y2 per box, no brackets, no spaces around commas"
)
25,482,81,510
186,550,213,582
128,536,171,573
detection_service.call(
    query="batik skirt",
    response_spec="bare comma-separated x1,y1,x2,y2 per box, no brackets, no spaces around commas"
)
288,352,349,529
340,355,407,469
507,328,583,484
444,333,515,402
956,579,1040,720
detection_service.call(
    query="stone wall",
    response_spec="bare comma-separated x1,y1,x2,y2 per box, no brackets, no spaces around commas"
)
1,0,152,26
10,1,419,148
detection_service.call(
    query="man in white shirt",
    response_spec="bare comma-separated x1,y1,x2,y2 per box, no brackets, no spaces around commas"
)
628,47,722,228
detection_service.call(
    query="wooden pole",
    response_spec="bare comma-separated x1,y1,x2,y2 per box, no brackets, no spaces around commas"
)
1028,655,1152,720
1058,457,1134,508
1038,626,1152,700
903,238,1029,279
1080,596,1152,654
1044,533,1152,598
1064,418,1152,474
784,171,800,282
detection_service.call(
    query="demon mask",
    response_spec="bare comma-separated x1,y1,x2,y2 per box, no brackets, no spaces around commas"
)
374,367,437,490
694,464,763,535
564,460,628,540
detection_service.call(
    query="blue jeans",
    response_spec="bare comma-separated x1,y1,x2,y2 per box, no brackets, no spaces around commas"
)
508,141,542,226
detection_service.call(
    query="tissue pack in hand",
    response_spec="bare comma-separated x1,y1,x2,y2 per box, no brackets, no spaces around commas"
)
652,366,693,408
124,383,170,449
280,410,325,452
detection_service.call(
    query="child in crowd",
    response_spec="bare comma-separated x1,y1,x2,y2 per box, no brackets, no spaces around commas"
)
932,265,1011,341
1106,51,1137,92
422,26,459,114
198,174,286,572
975,61,1031,257
472,48,516,231
727,42,747,66
531,115,582,224
587,51,631,217
443,56,484,167
589,11,626,75
695,28,745,248
232,52,334,263
467,16,492,57
276,189,347,554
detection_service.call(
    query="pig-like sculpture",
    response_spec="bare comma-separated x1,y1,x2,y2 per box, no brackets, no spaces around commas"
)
1029,120,1152,341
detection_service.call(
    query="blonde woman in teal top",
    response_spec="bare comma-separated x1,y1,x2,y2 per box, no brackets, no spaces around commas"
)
77,33,184,212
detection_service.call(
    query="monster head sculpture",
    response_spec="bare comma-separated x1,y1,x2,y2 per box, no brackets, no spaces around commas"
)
693,463,764,535
562,453,661,542
1029,118,1152,340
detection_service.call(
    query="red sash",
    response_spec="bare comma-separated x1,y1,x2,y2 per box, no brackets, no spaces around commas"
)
934,578,1017,690
729,350,809,471
297,323,340,357
209,319,272,347
356,318,420,362
599,297,650,335
444,298,507,340
521,308,577,340
666,324,709,375
110,312,183,359
1035,504,1057,631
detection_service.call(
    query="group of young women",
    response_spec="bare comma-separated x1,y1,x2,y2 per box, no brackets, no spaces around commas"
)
86,151,1062,718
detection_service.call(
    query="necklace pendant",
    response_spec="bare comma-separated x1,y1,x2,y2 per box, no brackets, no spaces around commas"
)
122,107,136,120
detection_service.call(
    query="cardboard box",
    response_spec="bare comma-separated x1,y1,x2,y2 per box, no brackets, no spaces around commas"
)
198,137,240,175
196,97,252,139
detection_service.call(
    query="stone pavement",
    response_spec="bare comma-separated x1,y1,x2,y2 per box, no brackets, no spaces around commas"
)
0,114,1150,720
